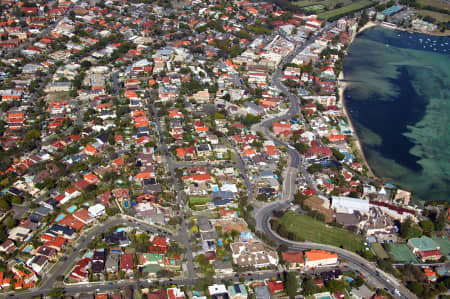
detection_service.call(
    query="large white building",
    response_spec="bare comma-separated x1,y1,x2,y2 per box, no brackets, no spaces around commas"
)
331,196,370,214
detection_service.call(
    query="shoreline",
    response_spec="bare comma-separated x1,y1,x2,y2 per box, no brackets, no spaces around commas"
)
383,23,450,37
357,21,377,34
337,71,376,178
336,21,379,179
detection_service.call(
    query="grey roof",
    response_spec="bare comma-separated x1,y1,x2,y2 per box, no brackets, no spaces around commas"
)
35,206,52,216
335,212,359,227
254,285,270,299
211,191,235,201
213,260,233,270
197,216,213,232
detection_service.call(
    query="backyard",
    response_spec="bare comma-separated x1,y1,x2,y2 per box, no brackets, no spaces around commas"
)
188,196,211,207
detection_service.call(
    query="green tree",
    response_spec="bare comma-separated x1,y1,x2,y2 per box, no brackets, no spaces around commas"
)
419,219,434,232
285,272,298,299
407,282,424,297
307,163,323,174
352,276,364,288
302,277,319,295
435,211,446,231
4,216,17,229
330,148,345,161
400,217,413,239
325,279,345,293
0,199,10,211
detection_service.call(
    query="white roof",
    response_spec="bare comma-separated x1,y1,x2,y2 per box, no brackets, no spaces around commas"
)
331,196,369,214
88,203,105,216
208,284,228,296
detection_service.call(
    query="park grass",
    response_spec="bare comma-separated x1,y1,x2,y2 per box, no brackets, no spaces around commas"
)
371,243,389,259
278,212,365,252
189,196,210,207
417,9,450,23
318,0,372,19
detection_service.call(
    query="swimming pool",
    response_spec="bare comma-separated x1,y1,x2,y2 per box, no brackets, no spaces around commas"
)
55,213,66,222
67,205,77,213
23,246,33,253
85,252,93,258
116,228,126,232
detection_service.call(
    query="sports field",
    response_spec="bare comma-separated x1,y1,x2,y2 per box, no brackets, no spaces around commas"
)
318,0,372,19
388,244,419,264
278,212,365,252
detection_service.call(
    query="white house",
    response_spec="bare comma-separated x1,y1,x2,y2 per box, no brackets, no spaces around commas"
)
88,204,105,218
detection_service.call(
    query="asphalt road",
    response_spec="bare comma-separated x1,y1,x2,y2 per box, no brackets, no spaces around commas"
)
253,27,331,231
260,213,416,299
150,101,197,281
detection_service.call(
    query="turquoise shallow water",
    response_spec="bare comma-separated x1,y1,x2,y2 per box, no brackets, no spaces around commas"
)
343,27,450,203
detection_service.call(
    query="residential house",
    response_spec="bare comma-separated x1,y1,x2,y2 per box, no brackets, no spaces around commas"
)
213,260,234,276
304,250,338,268
120,253,134,273
167,287,185,299
282,251,305,270
228,284,247,299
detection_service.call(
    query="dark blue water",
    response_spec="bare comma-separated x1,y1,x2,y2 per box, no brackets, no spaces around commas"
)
343,27,450,202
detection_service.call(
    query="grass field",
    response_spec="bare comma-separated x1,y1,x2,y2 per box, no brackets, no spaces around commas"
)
189,196,210,207
294,0,320,7
417,0,450,11
305,4,326,12
294,0,353,9
417,9,450,22
278,212,365,252
318,0,372,19
371,243,389,259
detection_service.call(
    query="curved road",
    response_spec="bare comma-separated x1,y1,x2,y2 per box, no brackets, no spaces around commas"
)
253,28,417,299
261,213,416,299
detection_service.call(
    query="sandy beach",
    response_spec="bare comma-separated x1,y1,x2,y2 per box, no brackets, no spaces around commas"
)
338,71,376,178
357,21,377,34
